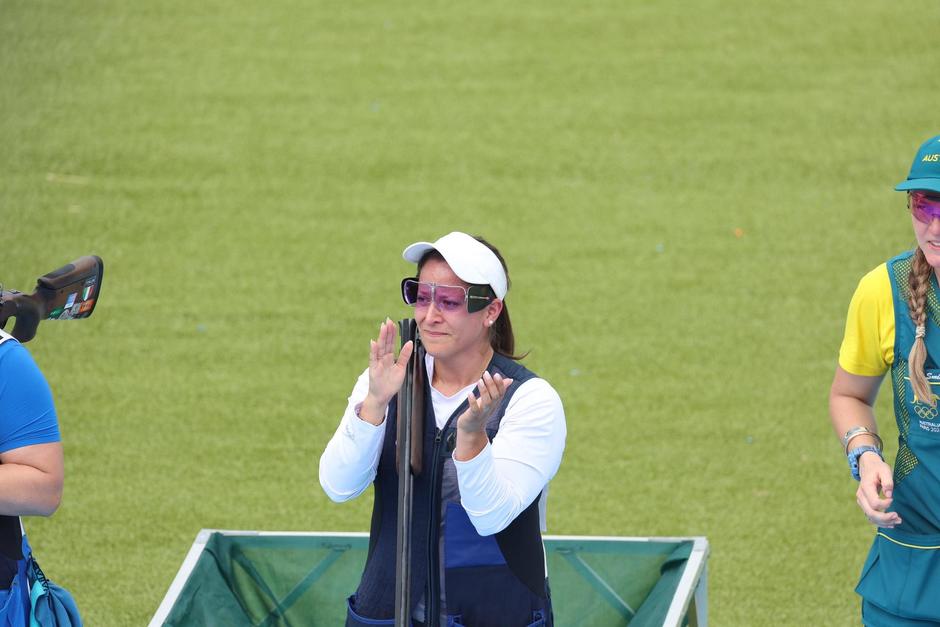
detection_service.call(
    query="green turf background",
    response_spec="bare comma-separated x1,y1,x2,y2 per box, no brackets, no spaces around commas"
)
2,0,938,624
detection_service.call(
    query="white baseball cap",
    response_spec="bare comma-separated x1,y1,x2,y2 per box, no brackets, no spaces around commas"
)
402,232,508,299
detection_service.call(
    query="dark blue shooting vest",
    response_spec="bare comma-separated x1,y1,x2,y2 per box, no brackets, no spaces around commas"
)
346,353,552,627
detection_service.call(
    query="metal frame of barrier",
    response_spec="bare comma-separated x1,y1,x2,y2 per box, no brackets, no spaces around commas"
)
149,530,709,627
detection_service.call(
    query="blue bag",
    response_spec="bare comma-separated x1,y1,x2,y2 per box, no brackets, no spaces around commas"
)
0,533,83,627
27,553,81,627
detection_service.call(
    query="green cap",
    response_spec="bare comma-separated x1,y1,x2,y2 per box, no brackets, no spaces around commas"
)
896,134,940,193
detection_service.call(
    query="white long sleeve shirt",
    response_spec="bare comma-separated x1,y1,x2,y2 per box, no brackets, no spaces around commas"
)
318,354,566,536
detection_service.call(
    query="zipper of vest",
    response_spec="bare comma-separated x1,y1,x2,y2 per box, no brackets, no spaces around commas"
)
426,373,492,626
426,397,468,627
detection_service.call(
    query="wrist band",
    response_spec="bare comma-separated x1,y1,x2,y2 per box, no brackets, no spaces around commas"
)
842,426,884,455
848,445,884,481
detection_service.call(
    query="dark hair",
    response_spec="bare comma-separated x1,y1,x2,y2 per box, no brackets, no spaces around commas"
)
417,236,526,360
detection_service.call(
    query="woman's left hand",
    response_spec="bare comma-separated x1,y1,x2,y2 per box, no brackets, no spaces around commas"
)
457,372,514,435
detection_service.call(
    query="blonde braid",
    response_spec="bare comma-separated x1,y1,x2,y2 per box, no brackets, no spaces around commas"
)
908,247,935,406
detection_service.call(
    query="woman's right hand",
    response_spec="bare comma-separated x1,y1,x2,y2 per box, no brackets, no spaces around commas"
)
359,319,414,425
856,452,901,528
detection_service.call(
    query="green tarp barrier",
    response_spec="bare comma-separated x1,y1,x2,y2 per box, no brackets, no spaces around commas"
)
156,532,705,627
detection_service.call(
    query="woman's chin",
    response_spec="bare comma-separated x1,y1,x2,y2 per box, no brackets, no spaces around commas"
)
922,245,940,269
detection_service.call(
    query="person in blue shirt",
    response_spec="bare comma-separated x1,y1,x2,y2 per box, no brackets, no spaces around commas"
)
0,328,63,601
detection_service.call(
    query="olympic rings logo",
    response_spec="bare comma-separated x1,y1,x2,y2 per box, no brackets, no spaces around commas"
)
914,403,939,420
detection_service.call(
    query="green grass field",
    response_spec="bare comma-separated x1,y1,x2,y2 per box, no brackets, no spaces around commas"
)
2,1,939,624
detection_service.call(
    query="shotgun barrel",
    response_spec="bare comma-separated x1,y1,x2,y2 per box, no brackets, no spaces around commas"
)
410,338,425,476
394,318,418,626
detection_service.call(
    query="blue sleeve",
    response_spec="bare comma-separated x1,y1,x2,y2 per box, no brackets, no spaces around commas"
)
0,342,61,453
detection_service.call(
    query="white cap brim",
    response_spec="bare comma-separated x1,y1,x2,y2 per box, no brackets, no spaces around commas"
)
402,232,508,299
